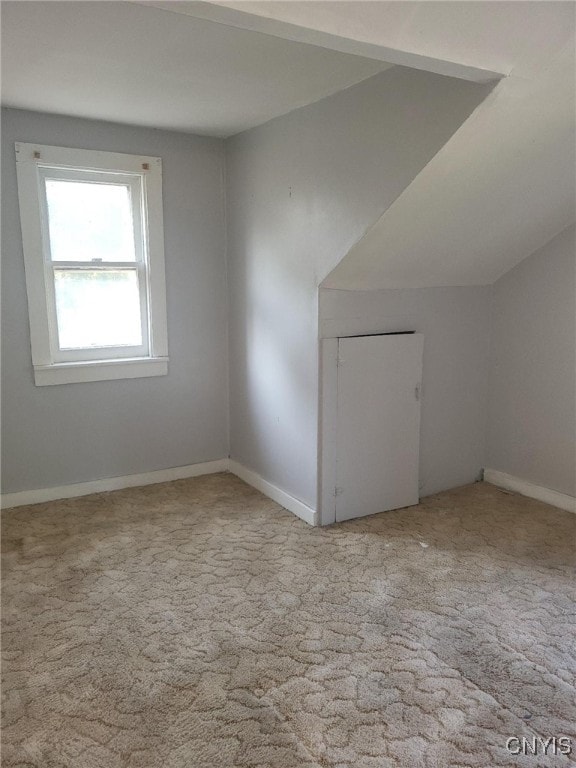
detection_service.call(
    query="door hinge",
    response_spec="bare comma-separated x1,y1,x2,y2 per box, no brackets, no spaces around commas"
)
337,356,344,366
415,384,421,401
334,487,344,496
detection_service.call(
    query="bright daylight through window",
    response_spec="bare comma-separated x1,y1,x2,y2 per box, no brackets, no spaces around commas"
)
16,144,168,385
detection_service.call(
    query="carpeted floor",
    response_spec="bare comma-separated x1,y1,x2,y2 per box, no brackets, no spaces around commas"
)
2,473,575,768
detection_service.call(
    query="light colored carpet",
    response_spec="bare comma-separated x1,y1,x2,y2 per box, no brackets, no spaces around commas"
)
2,473,575,768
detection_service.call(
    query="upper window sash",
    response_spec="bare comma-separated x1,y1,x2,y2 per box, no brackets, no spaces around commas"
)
38,167,146,265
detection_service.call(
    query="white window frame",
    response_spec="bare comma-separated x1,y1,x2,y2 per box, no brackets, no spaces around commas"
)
15,143,169,385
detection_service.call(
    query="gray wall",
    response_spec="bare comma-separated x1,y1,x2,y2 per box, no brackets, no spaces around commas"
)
225,67,490,507
486,224,576,496
320,286,492,496
1,108,229,494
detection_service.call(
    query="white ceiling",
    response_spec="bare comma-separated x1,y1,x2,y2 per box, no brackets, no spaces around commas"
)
325,41,576,289
235,0,575,289
199,1,571,81
148,1,575,288
0,1,390,137
146,0,506,83
2,0,573,287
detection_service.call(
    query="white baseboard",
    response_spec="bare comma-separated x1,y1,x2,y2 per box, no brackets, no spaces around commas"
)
484,469,576,514
1,459,230,510
1,458,319,525
229,460,318,526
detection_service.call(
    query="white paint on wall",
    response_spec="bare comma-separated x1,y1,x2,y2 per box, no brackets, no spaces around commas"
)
1,108,229,495
486,224,576,498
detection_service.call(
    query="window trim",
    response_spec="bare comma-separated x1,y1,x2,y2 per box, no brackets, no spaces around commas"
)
15,143,169,385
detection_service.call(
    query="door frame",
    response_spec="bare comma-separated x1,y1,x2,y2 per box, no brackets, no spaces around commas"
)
318,337,339,525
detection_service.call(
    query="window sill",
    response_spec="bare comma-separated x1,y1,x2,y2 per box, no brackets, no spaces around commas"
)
33,357,169,386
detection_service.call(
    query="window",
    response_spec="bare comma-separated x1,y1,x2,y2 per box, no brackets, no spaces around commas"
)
15,143,168,385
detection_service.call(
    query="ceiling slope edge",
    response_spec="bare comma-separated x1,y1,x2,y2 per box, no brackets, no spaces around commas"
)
139,1,505,83
322,42,575,291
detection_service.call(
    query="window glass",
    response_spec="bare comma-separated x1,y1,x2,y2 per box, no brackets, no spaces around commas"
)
45,180,136,262
54,269,142,349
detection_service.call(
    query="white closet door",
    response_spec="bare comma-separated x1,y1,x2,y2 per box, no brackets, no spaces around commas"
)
335,333,423,522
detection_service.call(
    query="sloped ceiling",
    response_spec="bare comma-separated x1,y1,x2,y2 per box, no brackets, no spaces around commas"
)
145,0,506,82
325,40,575,288
4,1,573,285
193,0,575,288
199,1,570,81
0,2,390,137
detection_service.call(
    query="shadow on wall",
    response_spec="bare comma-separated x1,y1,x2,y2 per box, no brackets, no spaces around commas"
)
226,65,495,508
